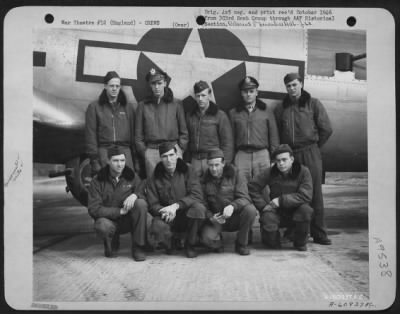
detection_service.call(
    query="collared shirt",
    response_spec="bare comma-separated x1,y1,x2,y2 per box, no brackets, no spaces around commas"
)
246,104,256,113
109,173,121,186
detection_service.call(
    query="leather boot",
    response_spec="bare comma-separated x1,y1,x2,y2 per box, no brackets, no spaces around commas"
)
184,243,198,258
261,229,281,249
103,237,115,258
131,245,146,261
111,233,120,252
294,221,310,251
235,241,250,256
248,229,253,245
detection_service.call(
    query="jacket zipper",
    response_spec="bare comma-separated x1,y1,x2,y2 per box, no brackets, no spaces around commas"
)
291,108,295,146
196,115,202,152
112,112,116,142
247,111,250,146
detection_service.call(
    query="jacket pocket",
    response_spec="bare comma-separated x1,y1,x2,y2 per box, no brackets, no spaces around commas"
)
296,109,317,141
201,119,219,148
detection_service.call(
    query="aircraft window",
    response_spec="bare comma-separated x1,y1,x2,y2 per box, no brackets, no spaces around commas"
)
307,30,366,80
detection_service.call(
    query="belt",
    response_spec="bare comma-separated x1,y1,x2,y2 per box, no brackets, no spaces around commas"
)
293,143,318,153
99,142,130,147
238,146,266,153
147,140,177,149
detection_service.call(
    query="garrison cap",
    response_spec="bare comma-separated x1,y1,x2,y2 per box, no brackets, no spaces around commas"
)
107,146,125,158
283,72,302,85
238,76,259,90
207,148,224,160
159,142,176,156
146,68,169,83
104,71,120,84
271,144,293,159
194,80,211,94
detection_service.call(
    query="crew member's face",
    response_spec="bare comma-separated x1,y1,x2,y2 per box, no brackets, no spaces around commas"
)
104,78,121,100
285,79,303,99
241,88,258,105
150,79,167,98
275,152,294,174
109,154,126,176
195,89,211,111
207,158,225,178
161,149,178,173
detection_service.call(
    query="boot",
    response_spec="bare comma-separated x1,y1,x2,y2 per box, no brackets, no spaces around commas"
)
184,243,198,258
261,229,281,249
131,245,146,261
103,237,115,258
294,221,310,251
111,233,120,252
248,229,253,245
282,226,295,243
235,241,250,256
313,237,332,245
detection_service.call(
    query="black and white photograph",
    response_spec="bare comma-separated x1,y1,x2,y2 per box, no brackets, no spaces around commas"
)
3,6,396,311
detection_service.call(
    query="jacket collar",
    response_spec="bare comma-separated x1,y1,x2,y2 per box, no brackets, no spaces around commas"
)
96,165,135,182
235,99,266,112
154,158,188,179
190,101,218,116
98,89,127,106
203,163,235,182
143,87,174,104
270,160,302,179
282,89,311,109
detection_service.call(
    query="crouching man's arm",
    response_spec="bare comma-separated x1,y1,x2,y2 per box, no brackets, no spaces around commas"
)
88,180,122,220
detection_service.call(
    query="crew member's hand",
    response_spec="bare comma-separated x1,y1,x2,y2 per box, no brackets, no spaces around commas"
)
160,203,179,223
262,204,274,213
222,205,234,218
120,207,129,215
123,193,138,210
210,213,226,225
270,198,280,208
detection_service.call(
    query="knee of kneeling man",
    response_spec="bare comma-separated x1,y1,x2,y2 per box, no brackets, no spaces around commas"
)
94,218,115,234
298,204,313,215
260,211,278,224
133,199,148,212
187,202,207,219
242,204,257,218
261,222,279,232
294,204,313,221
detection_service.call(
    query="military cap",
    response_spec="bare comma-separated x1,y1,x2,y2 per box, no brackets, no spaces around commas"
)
107,146,125,158
271,144,293,159
146,68,169,83
207,148,224,160
159,142,176,156
238,76,259,90
283,72,302,85
194,80,211,94
104,71,120,84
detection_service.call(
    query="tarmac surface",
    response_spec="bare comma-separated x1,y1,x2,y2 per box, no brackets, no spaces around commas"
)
32,173,368,309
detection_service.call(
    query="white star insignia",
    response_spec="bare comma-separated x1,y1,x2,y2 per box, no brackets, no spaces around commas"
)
141,30,242,101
